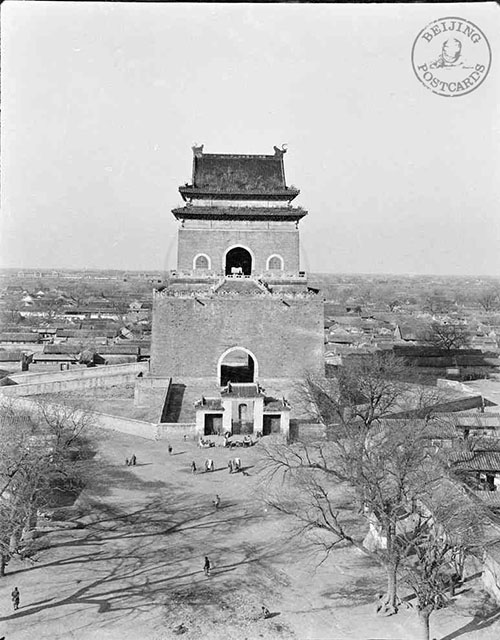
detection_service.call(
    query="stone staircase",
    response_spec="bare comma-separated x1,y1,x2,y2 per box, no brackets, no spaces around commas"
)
161,379,221,423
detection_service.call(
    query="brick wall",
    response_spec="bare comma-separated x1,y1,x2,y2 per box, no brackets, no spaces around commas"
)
151,296,324,380
1,362,149,396
177,224,300,273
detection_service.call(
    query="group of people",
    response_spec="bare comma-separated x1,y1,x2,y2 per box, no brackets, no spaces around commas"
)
189,457,243,474
228,457,242,473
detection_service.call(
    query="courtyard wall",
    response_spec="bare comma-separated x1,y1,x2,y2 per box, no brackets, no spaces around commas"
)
0,362,149,397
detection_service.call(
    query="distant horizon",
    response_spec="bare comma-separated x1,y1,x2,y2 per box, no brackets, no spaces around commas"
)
1,266,499,280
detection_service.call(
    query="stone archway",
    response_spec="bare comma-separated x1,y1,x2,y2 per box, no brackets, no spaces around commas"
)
224,246,252,276
218,347,258,386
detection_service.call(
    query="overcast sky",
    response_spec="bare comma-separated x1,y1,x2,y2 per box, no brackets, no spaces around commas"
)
1,2,499,275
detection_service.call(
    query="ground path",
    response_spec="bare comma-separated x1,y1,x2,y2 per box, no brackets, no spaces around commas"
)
0,430,499,639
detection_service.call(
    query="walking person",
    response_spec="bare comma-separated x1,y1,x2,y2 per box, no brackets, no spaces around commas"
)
125,458,129,466
227,459,233,474
11,586,20,611
203,556,211,576
213,494,221,509
191,461,197,474
131,454,137,466
168,445,173,455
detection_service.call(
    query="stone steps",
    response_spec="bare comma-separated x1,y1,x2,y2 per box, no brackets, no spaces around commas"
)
162,379,221,423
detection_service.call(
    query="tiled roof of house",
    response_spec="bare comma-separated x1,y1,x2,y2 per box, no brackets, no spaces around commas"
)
452,450,500,471
33,353,79,362
440,413,500,430
44,343,82,354
264,398,290,411
195,397,224,410
0,350,23,362
96,345,141,356
0,333,39,342
221,383,264,398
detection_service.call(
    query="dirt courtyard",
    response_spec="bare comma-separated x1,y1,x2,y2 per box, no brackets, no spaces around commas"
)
0,429,499,640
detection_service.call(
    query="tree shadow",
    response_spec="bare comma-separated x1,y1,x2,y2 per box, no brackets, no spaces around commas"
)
0,435,297,637
440,607,500,639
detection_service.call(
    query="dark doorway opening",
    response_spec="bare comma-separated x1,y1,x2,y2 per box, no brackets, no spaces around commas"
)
220,350,255,386
232,403,253,435
204,413,223,436
225,247,252,276
263,415,281,436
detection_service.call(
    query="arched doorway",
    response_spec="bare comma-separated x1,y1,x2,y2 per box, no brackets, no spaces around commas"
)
218,347,257,386
225,246,252,276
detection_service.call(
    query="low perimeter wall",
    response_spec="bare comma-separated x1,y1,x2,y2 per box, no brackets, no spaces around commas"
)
0,394,196,442
1,362,149,397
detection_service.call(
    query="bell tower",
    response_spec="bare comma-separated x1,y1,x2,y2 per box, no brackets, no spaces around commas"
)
149,145,324,433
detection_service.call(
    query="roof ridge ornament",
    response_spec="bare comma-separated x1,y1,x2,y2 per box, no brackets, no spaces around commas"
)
192,143,204,157
273,144,288,157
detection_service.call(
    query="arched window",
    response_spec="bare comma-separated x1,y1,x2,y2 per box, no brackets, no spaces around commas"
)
266,254,284,271
193,254,211,270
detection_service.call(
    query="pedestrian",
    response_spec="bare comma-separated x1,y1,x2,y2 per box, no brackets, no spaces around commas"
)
11,586,20,611
168,445,173,455
213,494,220,509
191,460,197,474
131,454,137,466
203,556,211,576
183,434,187,442
125,458,129,466
227,459,233,474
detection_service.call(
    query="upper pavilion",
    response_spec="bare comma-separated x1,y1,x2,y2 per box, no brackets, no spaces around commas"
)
172,144,306,223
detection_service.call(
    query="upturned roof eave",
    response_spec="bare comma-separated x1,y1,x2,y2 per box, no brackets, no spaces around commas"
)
179,186,300,202
171,206,307,221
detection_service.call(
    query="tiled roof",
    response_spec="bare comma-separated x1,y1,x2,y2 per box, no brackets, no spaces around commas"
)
172,206,306,221
96,345,141,356
452,451,500,471
0,333,40,342
0,350,23,361
33,353,79,362
195,397,223,410
192,153,286,192
264,398,290,411
443,413,500,430
44,343,82,354
221,383,264,398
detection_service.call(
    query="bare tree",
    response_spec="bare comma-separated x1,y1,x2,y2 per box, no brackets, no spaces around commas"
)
0,293,24,324
261,354,448,615
0,399,95,575
476,289,500,312
262,419,445,616
424,321,470,351
398,478,493,640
